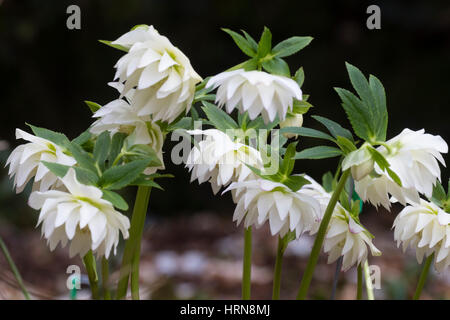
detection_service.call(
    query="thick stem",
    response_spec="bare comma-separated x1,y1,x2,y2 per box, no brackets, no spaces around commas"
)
272,237,285,300
242,226,252,300
116,186,152,300
83,251,99,300
363,260,374,300
0,235,30,300
413,253,434,300
101,257,111,300
296,169,351,300
356,264,363,300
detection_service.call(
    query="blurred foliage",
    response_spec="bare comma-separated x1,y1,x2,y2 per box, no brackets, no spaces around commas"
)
0,0,449,222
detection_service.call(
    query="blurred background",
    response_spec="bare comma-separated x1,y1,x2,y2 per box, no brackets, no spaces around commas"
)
0,0,449,299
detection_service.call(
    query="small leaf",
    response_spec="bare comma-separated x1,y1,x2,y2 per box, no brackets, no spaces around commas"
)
283,175,311,192
222,28,256,57
93,131,111,169
292,100,313,114
272,36,313,58
100,159,152,190
322,172,334,193
72,130,92,146
28,124,70,148
294,67,305,88
311,115,354,142
130,175,164,190
241,30,258,51
98,40,128,52
42,161,70,178
281,142,298,175
262,57,290,76
84,101,101,114
201,101,239,131
102,190,129,211
386,167,402,187
108,132,127,167
74,167,99,185
295,146,342,160
66,142,99,176
257,27,272,58
335,136,357,155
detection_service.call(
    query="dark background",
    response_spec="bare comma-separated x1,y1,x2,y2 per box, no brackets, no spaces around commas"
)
0,0,449,300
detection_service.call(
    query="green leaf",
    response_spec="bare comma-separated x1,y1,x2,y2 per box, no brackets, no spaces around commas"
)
66,142,99,176
73,167,99,185
345,62,375,111
93,131,111,170
201,101,238,131
167,117,194,131
367,146,389,170
335,136,357,155
322,172,334,193
227,58,258,72
222,28,256,57
294,67,305,88
102,190,129,211
257,27,272,58
369,75,388,141
100,159,152,190
72,130,92,146
42,161,70,178
334,87,374,141
27,124,70,148
295,146,342,160
241,30,258,51
280,142,297,175
280,127,335,142
272,36,313,58
108,133,127,167
130,175,164,190
292,100,313,115
311,115,354,142
84,101,101,114
262,57,290,76
98,40,128,52
386,167,402,187
123,144,162,167
282,175,311,192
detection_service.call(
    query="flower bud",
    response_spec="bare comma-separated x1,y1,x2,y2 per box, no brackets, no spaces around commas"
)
280,114,303,138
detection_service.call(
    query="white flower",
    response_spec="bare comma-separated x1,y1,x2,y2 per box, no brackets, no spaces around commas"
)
207,69,302,124
223,178,321,238
352,129,447,209
280,113,304,139
28,169,130,258
302,175,381,271
112,25,202,123
186,129,263,194
324,207,381,271
393,199,450,272
6,129,76,193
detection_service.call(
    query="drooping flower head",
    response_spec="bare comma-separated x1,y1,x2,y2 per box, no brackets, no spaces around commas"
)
224,178,321,238
111,25,202,123
28,169,130,258
6,129,76,193
302,175,381,271
393,199,450,272
186,129,263,194
347,129,447,209
207,69,302,124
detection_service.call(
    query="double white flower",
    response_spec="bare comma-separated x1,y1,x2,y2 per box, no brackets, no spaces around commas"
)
302,176,381,271
6,129,76,193
28,169,130,258
207,69,302,124
224,178,321,238
186,129,263,194
112,25,202,123
345,129,448,209
393,199,450,272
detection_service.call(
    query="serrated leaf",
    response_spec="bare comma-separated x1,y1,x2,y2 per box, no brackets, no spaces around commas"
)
241,30,258,51
27,124,70,148
272,36,313,58
102,190,128,211
98,40,128,52
257,27,272,58
295,146,342,160
262,57,290,76
294,67,305,88
201,101,238,131
66,142,99,176
335,87,374,142
222,28,256,57
311,115,354,142
369,75,388,141
73,167,99,185
100,159,151,190
85,101,101,113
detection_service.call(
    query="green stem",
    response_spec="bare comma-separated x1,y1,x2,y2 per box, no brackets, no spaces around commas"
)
0,235,30,300
83,251,99,300
413,253,434,300
116,186,152,300
242,226,252,300
296,169,351,300
356,264,363,300
101,257,111,300
363,260,374,300
272,236,285,300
